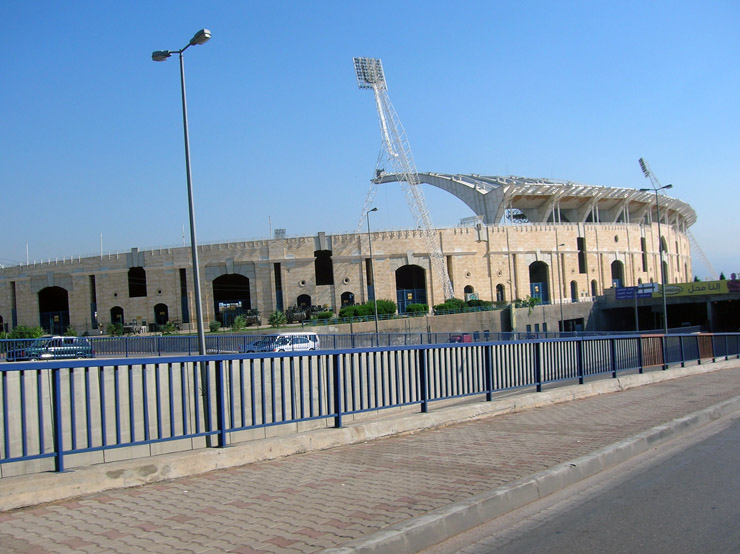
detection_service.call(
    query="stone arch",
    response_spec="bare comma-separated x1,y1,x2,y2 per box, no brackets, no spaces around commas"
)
496,284,505,302
110,306,124,325
464,285,474,294
297,294,312,308
591,279,598,296
611,260,624,288
154,303,169,326
212,274,251,326
570,280,578,302
396,265,426,313
528,261,550,303
38,286,70,334
340,291,355,306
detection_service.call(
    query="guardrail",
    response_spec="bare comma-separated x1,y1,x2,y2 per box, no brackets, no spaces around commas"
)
0,330,662,360
1,333,738,475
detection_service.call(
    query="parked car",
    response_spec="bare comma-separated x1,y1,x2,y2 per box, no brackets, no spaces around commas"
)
241,332,319,353
6,336,95,362
449,333,473,343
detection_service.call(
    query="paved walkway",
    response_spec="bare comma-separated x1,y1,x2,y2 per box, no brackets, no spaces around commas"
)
1,363,740,553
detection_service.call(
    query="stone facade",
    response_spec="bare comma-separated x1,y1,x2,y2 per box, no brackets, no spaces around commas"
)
0,221,691,335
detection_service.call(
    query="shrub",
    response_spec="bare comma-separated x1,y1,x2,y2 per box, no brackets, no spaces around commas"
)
466,299,493,309
64,327,77,337
404,303,428,314
375,299,397,315
433,298,466,313
9,326,45,339
269,311,287,328
314,311,334,320
106,323,123,336
209,321,222,333
159,321,178,334
231,315,247,331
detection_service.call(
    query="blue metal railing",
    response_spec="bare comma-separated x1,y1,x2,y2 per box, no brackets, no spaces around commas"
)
1,333,738,474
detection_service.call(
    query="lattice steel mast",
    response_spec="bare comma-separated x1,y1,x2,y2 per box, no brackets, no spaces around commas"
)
353,57,454,300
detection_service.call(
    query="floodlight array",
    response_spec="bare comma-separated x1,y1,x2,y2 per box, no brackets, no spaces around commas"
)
354,57,386,89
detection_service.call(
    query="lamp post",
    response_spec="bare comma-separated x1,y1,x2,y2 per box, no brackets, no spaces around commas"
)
152,29,211,356
639,183,673,335
557,243,565,334
366,207,380,344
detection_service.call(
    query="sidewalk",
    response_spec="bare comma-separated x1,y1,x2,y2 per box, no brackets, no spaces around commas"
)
1,360,740,554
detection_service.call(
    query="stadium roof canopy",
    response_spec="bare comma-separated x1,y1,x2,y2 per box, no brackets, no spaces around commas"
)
373,172,696,229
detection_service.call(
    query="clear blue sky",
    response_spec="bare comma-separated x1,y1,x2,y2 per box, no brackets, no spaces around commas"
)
2,1,738,278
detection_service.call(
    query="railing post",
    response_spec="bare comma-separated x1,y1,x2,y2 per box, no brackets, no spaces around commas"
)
535,342,543,392
52,367,64,472
661,335,667,370
125,336,129,358
215,360,227,447
485,345,493,401
610,338,617,379
577,339,585,384
726,335,730,361
332,354,342,428
419,349,429,413
679,336,685,367
637,336,644,374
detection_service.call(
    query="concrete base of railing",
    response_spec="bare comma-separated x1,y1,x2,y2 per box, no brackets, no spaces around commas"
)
1,358,737,512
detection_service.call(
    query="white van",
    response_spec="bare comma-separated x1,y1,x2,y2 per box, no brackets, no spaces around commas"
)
244,332,320,353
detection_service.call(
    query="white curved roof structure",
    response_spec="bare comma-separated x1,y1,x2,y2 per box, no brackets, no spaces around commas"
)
373,172,696,229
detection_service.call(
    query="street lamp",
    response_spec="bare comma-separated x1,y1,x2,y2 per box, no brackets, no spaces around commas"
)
639,183,673,335
366,207,380,344
152,29,211,356
557,243,565,334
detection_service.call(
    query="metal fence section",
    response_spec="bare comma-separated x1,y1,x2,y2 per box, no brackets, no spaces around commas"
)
1,333,738,475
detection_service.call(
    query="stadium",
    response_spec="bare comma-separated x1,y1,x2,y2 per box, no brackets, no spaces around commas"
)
0,173,694,335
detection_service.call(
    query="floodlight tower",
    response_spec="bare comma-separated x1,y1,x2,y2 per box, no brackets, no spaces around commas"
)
638,157,671,335
353,57,454,300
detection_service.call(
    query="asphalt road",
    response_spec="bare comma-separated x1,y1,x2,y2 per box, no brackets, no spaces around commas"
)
423,411,740,554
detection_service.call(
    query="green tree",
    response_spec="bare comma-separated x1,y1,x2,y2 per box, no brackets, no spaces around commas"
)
209,321,222,333
269,311,287,328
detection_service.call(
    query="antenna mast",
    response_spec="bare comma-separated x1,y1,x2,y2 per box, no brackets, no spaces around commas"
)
353,57,454,300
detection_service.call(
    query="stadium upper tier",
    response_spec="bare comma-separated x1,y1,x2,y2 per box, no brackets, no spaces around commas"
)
373,172,696,229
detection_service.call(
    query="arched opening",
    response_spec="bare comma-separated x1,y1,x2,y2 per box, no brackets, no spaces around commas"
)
611,260,625,288
110,306,124,325
297,294,311,308
591,280,598,297
212,274,251,327
38,286,70,334
570,280,578,303
340,291,355,306
496,284,505,303
396,265,426,314
662,260,669,285
528,261,550,303
154,303,169,326
0,314,5,333
464,285,474,294
128,267,147,297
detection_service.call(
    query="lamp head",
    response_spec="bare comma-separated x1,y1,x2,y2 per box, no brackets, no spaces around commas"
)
190,29,211,46
152,50,171,62
369,207,378,213
639,188,650,192
664,184,673,190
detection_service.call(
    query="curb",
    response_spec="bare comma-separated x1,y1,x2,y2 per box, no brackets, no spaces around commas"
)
322,393,740,554
0,359,737,512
